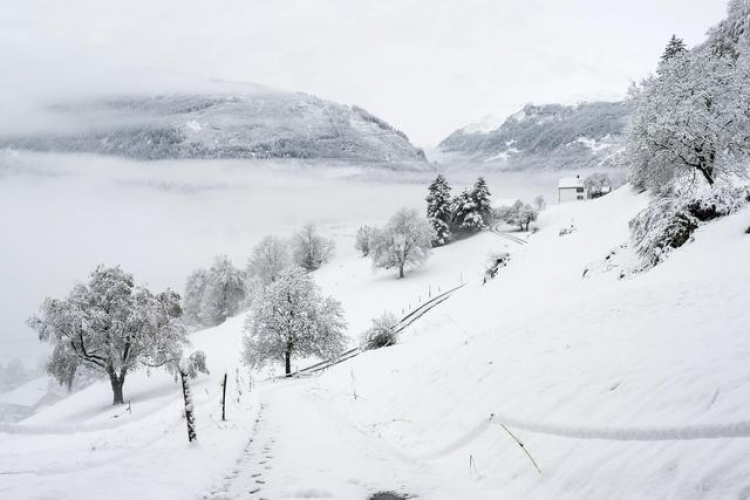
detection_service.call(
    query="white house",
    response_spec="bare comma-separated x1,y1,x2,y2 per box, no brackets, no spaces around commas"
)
558,176,586,203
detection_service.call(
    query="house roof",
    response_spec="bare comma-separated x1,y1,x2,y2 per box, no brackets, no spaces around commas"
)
558,177,584,189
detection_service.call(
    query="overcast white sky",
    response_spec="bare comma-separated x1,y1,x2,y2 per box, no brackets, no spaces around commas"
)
0,0,729,146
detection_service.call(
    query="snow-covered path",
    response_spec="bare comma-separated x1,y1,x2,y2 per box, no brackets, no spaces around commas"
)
209,379,464,500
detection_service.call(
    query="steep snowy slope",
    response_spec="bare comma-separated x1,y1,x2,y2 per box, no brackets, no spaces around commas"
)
439,102,627,170
312,188,750,498
0,93,427,165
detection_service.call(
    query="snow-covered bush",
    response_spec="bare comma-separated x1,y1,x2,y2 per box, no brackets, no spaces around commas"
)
291,224,335,271
371,208,435,278
243,267,347,376
355,225,374,257
631,186,750,268
27,265,199,405
484,251,510,282
361,312,400,350
247,235,289,287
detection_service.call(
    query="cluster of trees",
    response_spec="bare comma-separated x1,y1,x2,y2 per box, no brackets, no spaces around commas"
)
625,1,750,266
426,175,493,246
183,224,336,328
626,1,750,195
355,208,435,278
27,266,207,405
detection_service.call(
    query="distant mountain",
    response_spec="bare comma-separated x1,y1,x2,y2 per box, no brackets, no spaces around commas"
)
0,92,427,165
438,101,628,170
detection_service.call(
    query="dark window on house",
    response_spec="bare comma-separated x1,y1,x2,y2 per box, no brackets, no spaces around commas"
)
576,187,584,193
577,195,584,200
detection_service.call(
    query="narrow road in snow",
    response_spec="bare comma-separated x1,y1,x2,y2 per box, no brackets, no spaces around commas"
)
206,380,461,500
488,224,527,245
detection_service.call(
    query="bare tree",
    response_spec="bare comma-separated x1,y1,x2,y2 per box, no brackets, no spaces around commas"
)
291,224,336,271
371,208,435,278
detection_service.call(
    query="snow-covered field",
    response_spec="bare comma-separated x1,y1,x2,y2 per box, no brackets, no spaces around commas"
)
2,181,749,499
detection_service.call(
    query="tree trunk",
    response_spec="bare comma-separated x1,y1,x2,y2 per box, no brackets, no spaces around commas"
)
285,349,292,376
180,369,197,442
398,263,405,279
108,369,126,405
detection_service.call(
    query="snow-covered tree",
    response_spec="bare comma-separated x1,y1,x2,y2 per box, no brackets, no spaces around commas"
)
471,176,493,227
182,269,208,326
243,267,347,376
27,266,200,405
707,0,750,59
626,20,750,194
661,35,687,63
504,200,538,231
371,208,435,278
426,174,453,246
584,173,612,198
247,236,289,288
354,225,374,256
451,189,484,234
291,224,336,271
200,255,248,326
533,194,547,211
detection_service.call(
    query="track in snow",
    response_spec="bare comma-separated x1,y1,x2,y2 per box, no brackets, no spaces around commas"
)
488,224,527,245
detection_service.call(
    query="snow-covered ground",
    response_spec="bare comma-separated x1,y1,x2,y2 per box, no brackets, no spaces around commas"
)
3,183,749,499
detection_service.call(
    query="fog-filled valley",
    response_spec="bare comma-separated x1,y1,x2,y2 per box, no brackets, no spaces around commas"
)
0,151,567,365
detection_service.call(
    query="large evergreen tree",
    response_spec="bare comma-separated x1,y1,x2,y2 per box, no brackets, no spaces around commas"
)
661,35,687,63
426,174,453,246
471,176,493,227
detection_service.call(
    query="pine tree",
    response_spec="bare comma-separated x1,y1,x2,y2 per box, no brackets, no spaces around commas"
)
451,189,483,234
471,176,493,227
426,174,452,246
661,35,687,63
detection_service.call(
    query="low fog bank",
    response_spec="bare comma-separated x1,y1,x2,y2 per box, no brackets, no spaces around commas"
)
0,151,567,365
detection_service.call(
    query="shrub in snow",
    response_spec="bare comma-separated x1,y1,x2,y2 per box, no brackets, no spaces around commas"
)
27,266,204,405
371,208,435,278
355,225,375,256
361,312,400,350
484,251,510,283
247,235,289,287
184,255,248,328
559,224,577,236
291,224,335,271
426,174,453,246
243,267,347,376
630,186,750,268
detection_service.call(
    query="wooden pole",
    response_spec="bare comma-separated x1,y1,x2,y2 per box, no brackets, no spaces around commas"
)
221,372,228,422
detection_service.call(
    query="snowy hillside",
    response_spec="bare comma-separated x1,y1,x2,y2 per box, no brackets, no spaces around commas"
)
0,93,428,165
3,186,750,499
438,102,627,170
